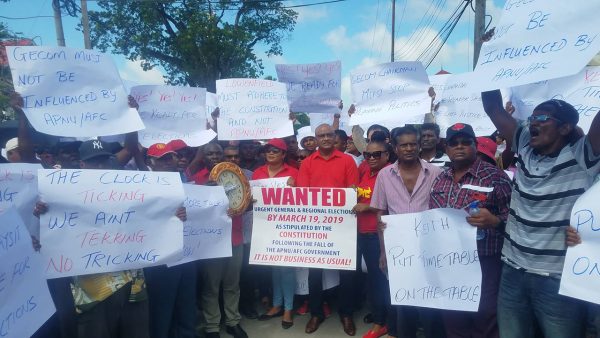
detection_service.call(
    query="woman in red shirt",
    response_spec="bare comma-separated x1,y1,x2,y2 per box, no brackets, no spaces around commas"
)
253,138,299,328
353,133,392,338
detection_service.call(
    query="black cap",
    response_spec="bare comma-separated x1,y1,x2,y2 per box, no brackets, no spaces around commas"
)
534,99,579,125
79,140,112,161
446,123,476,141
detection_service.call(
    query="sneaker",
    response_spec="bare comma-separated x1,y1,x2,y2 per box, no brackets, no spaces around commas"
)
323,302,332,318
296,300,309,315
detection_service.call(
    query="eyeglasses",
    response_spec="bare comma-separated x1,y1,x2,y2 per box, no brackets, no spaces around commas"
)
447,138,475,147
265,148,283,154
527,114,561,124
363,151,387,159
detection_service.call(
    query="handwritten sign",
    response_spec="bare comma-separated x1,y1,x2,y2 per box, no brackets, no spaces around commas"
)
560,181,600,304
250,187,357,270
216,78,293,140
6,46,144,137
130,85,215,147
349,61,431,125
0,208,56,338
383,208,481,311
37,169,185,278
169,185,231,267
433,73,497,136
474,0,600,91
511,65,600,133
276,61,342,114
250,177,290,190
0,163,42,239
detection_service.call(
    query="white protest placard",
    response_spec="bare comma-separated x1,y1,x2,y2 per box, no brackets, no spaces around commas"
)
216,78,293,140
169,185,231,266
383,208,481,311
434,73,497,136
474,0,600,91
37,169,185,278
206,92,218,128
250,177,290,190
0,163,42,238
0,208,56,338
295,267,340,295
350,61,431,125
511,65,600,133
560,181,600,304
130,85,216,147
276,61,342,114
250,187,357,270
6,46,144,137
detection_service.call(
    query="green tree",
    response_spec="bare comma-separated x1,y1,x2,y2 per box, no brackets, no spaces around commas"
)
89,0,297,92
1,22,16,121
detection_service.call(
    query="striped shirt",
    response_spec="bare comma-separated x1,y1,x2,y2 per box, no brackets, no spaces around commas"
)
503,126,600,274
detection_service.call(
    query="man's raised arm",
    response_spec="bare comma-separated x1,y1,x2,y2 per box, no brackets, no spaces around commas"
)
481,90,518,140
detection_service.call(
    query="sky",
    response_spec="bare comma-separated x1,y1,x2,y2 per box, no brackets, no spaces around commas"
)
1,0,505,104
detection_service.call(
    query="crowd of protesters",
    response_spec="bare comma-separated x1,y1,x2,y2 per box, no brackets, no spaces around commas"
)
2,86,600,338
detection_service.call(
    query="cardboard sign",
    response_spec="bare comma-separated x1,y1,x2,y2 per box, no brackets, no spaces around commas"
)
0,208,56,338
169,185,231,266
216,78,293,140
0,163,42,238
511,65,600,133
37,169,185,278
276,61,342,114
6,46,144,137
350,61,431,125
383,208,481,311
250,187,357,270
131,85,216,147
474,0,600,90
560,181,600,304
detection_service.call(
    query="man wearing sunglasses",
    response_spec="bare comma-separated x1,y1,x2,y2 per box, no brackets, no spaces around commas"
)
482,90,600,338
297,123,359,335
429,123,512,338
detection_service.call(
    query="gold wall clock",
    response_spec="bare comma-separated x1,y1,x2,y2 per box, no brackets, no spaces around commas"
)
209,162,252,216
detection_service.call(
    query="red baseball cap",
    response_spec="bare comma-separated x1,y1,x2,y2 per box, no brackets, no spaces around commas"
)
147,143,176,158
476,137,497,163
167,139,188,151
264,138,287,152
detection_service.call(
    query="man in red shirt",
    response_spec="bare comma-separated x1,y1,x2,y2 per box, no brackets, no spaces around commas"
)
297,124,359,335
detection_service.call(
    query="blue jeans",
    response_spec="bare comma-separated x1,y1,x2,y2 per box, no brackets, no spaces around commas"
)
358,232,389,325
272,267,296,310
497,263,585,338
144,262,197,338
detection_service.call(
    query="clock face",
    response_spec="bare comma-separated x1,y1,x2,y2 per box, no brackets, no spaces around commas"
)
218,170,245,209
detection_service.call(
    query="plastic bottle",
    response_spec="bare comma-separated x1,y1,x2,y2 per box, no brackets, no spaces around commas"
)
469,201,486,240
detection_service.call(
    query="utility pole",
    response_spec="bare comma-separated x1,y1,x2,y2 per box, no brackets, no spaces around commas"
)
391,0,396,62
52,0,66,46
81,0,92,49
473,0,486,68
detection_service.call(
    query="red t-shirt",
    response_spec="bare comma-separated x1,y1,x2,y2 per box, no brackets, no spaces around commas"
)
358,160,369,180
185,167,210,185
297,149,359,188
252,163,299,181
356,165,389,233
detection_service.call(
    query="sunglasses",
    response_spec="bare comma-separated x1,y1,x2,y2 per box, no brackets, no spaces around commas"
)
447,138,475,147
527,114,561,124
265,148,283,154
363,151,387,159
